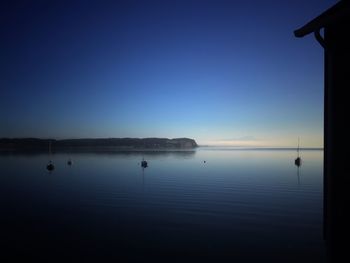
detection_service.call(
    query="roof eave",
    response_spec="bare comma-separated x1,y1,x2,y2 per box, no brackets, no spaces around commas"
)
294,0,350,38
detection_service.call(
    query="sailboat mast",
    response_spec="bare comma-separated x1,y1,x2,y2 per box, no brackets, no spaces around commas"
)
297,137,300,157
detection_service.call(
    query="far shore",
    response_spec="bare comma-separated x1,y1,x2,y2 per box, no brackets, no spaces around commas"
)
0,145,323,154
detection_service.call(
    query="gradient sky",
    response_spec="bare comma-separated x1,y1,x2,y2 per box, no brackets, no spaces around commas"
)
1,0,336,147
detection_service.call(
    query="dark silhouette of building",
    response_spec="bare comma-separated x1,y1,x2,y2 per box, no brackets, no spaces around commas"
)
295,1,350,262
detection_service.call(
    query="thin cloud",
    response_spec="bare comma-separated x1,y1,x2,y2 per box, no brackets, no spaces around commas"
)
219,136,258,142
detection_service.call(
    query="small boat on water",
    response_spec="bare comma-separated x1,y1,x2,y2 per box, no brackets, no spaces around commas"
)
141,158,148,168
46,141,55,171
67,158,72,166
47,160,54,171
295,138,302,167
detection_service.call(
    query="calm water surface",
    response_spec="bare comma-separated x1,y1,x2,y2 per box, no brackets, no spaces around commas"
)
0,148,326,262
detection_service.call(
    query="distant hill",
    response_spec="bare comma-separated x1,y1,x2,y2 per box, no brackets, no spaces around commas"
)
0,138,198,151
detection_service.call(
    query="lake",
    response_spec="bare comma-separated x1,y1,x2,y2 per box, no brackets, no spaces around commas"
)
0,148,326,262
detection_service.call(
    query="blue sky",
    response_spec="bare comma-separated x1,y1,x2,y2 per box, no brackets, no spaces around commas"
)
1,0,335,147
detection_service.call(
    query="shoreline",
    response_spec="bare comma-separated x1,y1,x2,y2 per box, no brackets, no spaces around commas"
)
0,145,323,154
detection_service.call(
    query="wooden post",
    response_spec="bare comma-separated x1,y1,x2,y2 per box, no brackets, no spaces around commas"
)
323,15,350,260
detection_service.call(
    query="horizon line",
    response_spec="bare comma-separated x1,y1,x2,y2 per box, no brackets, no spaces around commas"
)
197,145,323,150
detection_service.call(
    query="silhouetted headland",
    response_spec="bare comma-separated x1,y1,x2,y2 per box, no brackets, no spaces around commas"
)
0,138,198,152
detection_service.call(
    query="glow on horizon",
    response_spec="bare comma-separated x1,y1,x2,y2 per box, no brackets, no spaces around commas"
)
199,137,323,148
197,130,323,148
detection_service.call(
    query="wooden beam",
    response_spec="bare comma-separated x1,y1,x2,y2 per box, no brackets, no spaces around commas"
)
294,1,349,38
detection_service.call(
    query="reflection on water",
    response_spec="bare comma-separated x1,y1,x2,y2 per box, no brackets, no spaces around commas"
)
297,165,301,185
0,148,325,262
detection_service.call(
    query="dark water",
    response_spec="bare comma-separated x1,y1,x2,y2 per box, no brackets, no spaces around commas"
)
0,148,326,262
